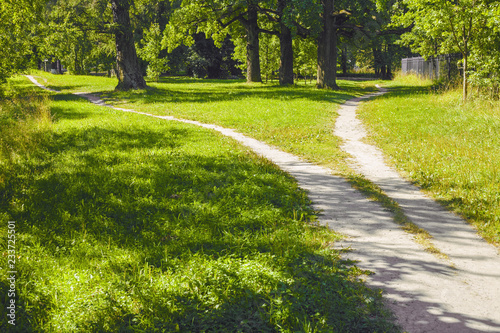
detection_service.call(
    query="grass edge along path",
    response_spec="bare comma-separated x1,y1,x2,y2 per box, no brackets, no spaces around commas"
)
1,76,400,332
30,70,379,175
30,73,445,258
358,75,500,247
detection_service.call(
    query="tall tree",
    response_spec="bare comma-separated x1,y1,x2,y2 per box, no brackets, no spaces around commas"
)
277,0,294,84
257,0,322,85
164,0,264,83
110,0,147,90
468,2,500,97
317,1,359,89
244,2,263,82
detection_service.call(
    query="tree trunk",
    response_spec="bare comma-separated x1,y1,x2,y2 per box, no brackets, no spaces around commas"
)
462,53,467,103
244,5,262,83
372,47,380,78
462,37,468,103
278,0,293,85
111,0,147,90
381,65,387,79
317,0,339,89
341,46,347,76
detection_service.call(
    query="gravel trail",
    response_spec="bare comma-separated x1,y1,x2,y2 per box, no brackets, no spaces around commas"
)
27,76,500,332
334,87,500,332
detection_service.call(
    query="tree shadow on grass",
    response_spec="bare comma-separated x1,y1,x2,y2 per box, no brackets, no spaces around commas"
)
379,85,434,99
158,77,246,85
49,93,101,120
1,119,398,332
95,79,374,108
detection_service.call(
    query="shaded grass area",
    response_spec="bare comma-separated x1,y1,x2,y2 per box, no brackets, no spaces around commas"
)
32,71,379,174
0,76,399,332
358,75,500,246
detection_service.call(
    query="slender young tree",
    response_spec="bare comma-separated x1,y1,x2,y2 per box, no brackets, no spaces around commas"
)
393,0,487,102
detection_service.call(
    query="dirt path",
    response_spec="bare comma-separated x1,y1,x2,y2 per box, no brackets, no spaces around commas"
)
27,76,500,332
334,88,500,332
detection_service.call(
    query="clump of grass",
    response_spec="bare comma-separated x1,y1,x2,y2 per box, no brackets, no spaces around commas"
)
0,88,52,164
0,78,399,332
390,72,433,87
359,75,500,246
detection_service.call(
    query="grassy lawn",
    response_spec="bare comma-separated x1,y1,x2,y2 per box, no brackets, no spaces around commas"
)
31,71,378,174
0,76,398,332
358,75,500,246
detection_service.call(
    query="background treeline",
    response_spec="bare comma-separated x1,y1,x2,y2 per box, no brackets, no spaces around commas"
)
0,0,415,88
1,0,500,98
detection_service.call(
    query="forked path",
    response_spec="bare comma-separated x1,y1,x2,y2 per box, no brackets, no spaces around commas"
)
27,76,500,332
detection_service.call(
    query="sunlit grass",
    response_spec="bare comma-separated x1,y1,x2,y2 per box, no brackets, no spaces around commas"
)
0,76,399,332
359,74,500,245
32,71,378,174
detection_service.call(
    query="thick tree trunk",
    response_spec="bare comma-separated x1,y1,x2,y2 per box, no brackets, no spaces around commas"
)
381,65,387,79
278,0,293,85
245,5,262,83
111,0,147,90
317,0,339,89
278,26,293,85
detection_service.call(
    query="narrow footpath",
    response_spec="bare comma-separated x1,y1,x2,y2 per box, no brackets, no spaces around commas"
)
27,76,500,332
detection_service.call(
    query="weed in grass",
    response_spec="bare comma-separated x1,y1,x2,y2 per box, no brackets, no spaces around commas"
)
0,93,52,163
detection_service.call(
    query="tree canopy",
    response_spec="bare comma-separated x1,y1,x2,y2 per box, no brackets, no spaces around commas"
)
0,0,45,86
393,0,500,101
1,0,499,95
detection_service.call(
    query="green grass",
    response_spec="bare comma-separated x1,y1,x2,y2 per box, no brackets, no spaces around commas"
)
0,76,399,332
32,71,379,174
30,71,452,256
358,74,500,246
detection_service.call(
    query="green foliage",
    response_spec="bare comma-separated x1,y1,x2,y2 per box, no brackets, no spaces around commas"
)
261,34,280,83
137,23,170,82
393,0,480,56
0,0,44,86
293,38,317,83
40,0,115,75
183,34,241,79
285,0,323,37
0,76,398,332
393,0,500,98
467,2,500,93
